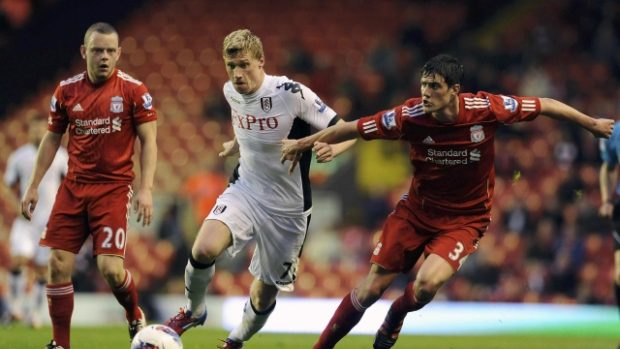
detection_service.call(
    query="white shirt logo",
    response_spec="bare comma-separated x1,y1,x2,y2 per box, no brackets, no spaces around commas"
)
423,136,435,144
72,103,83,112
470,125,485,143
110,96,123,113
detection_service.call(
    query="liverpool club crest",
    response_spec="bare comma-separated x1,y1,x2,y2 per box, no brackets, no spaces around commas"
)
470,125,485,143
110,96,124,113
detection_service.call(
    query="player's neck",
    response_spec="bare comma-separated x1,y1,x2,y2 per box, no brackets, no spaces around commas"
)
432,98,459,124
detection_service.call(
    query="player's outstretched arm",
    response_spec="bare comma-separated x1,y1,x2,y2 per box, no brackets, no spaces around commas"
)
281,120,359,173
21,131,62,220
135,120,157,226
218,137,239,157
539,97,614,138
314,119,358,163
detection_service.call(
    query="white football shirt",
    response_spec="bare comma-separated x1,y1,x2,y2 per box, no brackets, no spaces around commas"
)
223,74,338,216
4,143,68,226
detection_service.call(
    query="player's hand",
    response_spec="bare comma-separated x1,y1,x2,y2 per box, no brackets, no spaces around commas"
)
599,201,614,218
281,139,302,174
313,141,334,163
134,189,153,226
218,139,238,157
589,118,614,138
20,186,38,221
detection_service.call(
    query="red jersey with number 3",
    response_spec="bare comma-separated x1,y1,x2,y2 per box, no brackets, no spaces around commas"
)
48,68,157,183
357,91,541,215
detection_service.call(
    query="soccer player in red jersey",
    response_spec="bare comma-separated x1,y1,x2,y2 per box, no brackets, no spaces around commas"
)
20,22,157,349
281,54,614,349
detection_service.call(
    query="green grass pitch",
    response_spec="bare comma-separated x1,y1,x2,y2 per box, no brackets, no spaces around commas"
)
0,325,617,349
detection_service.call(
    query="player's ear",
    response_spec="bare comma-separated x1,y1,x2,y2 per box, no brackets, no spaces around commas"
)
451,83,461,95
80,45,86,59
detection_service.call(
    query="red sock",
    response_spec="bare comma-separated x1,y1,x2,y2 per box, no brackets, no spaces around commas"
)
382,281,426,332
313,290,367,349
47,282,74,349
392,281,425,314
111,270,141,321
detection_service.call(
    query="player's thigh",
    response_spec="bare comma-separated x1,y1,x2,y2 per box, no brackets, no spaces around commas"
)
44,181,90,254
203,185,256,259
88,183,133,257
425,226,482,272
9,218,37,259
192,219,233,259
249,213,310,292
371,202,427,273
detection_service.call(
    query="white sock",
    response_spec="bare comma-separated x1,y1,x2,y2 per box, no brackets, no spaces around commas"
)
184,259,214,315
8,270,25,317
229,300,275,342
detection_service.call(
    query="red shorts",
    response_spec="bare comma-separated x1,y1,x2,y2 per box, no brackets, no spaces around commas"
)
41,180,133,257
370,199,490,272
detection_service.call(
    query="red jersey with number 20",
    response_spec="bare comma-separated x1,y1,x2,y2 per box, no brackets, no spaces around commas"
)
48,68,157,183
357,91,540,215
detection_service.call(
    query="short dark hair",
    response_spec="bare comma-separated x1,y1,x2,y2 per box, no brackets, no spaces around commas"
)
420,54,464,86
84,22,117,44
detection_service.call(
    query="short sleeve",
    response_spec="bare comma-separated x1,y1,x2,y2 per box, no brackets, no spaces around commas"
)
48,85,69,134
281,80,336,130
132,83,157,124
484,92,541,124
357,99,417,140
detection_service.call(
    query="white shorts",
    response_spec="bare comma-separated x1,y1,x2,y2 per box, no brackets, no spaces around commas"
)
9,217,50,266
206,184,310,292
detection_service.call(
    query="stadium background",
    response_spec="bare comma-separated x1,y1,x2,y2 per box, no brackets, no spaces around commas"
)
0,0,618,330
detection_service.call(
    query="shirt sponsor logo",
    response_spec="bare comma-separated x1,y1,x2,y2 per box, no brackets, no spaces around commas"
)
260,97,272,112
74,117,121,135
381,110,397,130
141,93,153,110
112,116,122,132
425,148,480,166
470,125,485,143
501,95,518,113
110,96,124,113
232,109,279,130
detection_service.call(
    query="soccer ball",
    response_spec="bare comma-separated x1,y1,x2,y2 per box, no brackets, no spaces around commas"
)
130,324,183,349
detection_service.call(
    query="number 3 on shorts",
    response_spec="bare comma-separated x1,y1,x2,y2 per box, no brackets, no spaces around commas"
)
101,226,126,249
448,241,464,261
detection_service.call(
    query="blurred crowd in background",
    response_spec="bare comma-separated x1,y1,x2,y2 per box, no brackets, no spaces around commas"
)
0,0,619,322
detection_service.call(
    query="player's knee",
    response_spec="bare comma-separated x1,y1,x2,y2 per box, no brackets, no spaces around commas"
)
98,264,126,287
250,295,275,312
48,255,71,283
355,283,386,306
414,277,443,300
191,242,220,262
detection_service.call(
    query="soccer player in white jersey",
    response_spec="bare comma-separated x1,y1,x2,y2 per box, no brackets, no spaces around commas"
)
165,29,355,348
4,116,68,327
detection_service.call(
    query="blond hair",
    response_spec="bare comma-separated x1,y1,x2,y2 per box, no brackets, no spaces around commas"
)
222,29,264,60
